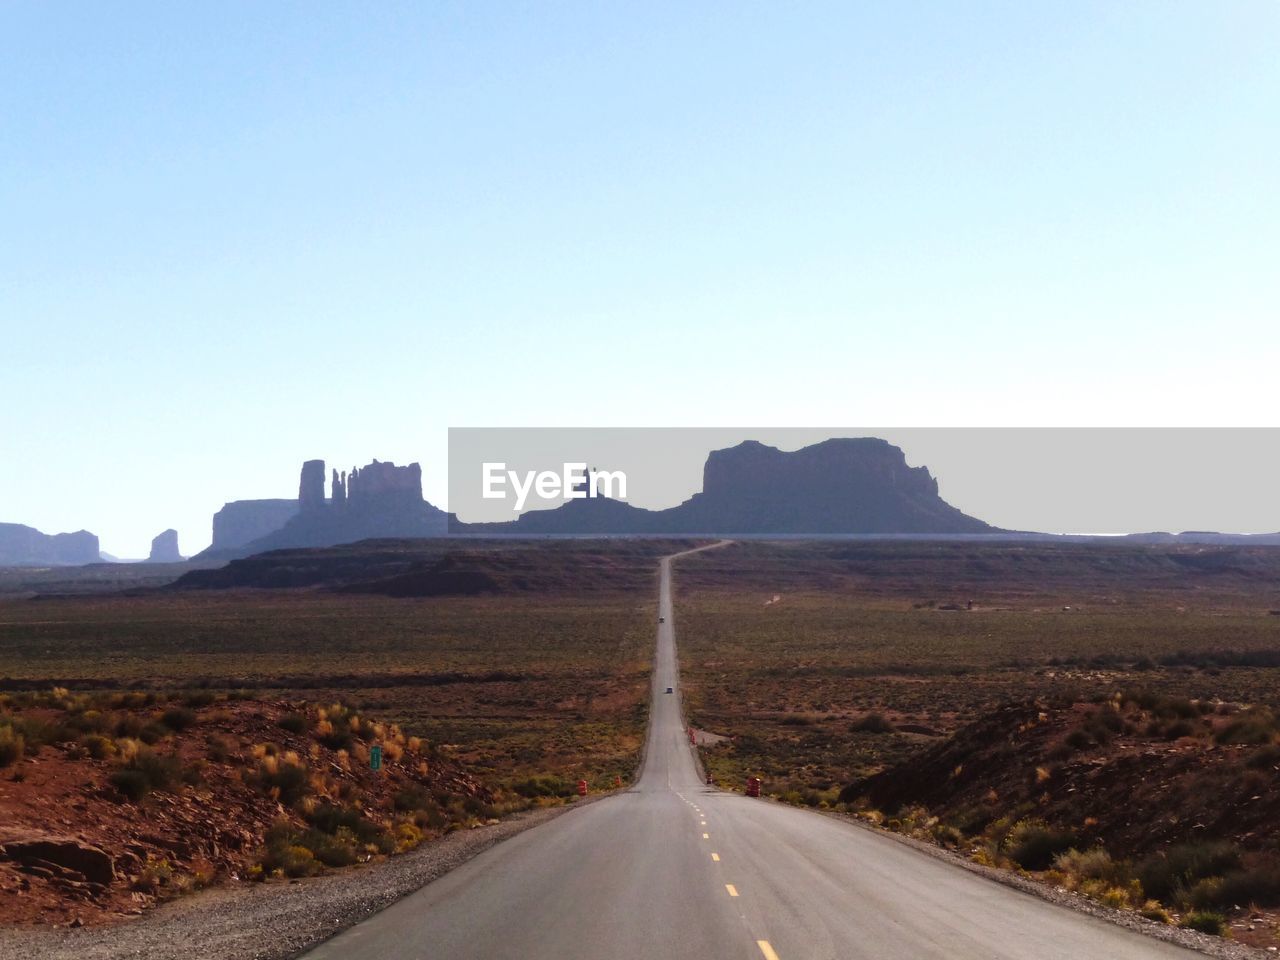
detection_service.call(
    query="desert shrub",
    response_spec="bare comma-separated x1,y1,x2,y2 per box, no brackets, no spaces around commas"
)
304,802,388,847
139,722,168,744
948,805,995,835
256,822,324,878
251,754,310,806
1190,865,1280,910
66,710,108,734
260,813,383,873
1187,877,1225,911
1217,710,1277,745
1055,847,1125,884
932,823,963,847
1246,744,1280,769
278,713,309,735
1097,885,1133,909
113,715,145,738
113,713,167,744
110,748,185,801
11,716,73,750
1063,729,1093,751
1139,901,1172,923
305,802,364,835
300,828,360,867
181,691,217,708
1005,820,1077,870
850,713,895,734
1179,911,1227,936
0,726,24,767
414,803,450,832
262,843,322,878
1089,709,1124,734
82,734,115,759
1125,692,1199,719
395,821,424,852
393,786,430,812
160,707,198,732
1138,841,1242,903
317,723,355,752
511,775,572,799
133,857,174,893
136,748,186,786
110,768,152,802
1161,719,1196,740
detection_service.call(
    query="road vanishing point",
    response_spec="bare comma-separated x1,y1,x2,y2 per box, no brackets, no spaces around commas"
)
304,545,1207,960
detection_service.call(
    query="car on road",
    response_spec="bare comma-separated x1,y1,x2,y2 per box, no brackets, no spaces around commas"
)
658,616,665,623
665,687,673,694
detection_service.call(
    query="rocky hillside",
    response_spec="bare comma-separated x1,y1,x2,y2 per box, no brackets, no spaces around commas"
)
0,690,490,925
840,694,1280,943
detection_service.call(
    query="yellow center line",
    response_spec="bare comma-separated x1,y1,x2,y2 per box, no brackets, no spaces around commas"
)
757,941,780,960
725,884,739,897
711,852,720,862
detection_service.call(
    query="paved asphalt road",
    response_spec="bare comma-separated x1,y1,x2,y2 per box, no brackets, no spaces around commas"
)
304,546,1207,960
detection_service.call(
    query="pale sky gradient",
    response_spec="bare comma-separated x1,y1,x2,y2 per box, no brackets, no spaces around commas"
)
3,2,1278,556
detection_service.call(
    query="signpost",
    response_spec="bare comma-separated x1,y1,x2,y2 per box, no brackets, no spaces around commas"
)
370,744,383,772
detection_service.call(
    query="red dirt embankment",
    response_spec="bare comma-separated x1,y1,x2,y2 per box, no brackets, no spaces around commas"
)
841,693,1280,945
0,691,488,926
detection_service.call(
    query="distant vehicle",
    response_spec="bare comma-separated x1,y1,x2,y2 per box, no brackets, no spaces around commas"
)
658,616,665,623
665,687,673,694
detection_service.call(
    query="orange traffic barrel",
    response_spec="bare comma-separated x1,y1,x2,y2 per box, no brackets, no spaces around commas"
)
577,779,588,797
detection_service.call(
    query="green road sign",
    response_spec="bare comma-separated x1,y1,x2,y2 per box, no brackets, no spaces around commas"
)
370,744,382,771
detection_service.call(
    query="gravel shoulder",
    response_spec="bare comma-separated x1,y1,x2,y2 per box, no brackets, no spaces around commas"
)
0,795,611,960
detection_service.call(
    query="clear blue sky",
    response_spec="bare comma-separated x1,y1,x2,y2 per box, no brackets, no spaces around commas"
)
3,1,1278,556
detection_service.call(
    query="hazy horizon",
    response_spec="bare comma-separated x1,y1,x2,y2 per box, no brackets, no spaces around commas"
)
4,3,1277,555
9,428,1280,557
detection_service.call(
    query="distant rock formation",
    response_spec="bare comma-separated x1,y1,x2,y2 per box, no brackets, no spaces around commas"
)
198,439,996,558
210,499,300,552
147,529,182,563
347,460,423,502
197,459,447,560
0,523,100,567
657,438,992,534
459,438,994,536
299,460,326,511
